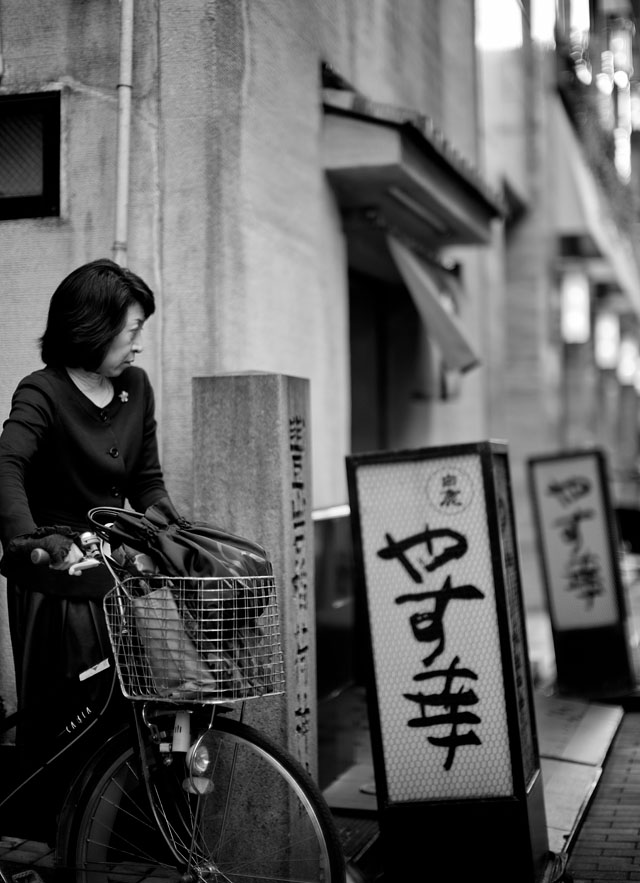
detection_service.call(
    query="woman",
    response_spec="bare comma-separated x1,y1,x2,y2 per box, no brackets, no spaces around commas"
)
0,258,174,832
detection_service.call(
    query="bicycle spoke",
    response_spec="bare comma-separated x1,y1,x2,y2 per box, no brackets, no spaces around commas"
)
58,715,344,882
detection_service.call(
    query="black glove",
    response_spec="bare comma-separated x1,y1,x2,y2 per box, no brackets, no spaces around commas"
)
6,525,81,567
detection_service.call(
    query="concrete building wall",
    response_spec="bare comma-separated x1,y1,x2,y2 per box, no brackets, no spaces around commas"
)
477,17,562,609
152,0,353,512
148,0,493,511
0,0,162,431
317,0,444,120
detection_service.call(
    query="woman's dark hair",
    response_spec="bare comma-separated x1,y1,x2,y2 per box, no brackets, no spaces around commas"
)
40,258,155,370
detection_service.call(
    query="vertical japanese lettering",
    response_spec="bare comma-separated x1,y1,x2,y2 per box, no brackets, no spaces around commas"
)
376,468,485,770
547,476,603,608
289,415,311,766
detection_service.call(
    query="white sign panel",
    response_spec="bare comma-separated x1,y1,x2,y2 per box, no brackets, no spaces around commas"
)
353,451,514,803
529,452,618,630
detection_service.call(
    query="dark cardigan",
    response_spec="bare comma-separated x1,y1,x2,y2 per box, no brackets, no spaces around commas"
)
0,364,168,597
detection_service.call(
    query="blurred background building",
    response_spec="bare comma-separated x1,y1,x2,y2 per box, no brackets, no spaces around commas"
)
1,0,640,725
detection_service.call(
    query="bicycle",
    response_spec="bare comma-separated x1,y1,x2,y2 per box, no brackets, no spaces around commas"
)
0,508,347,882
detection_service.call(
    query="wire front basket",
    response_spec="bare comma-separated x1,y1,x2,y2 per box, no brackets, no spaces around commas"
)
103,574,286,704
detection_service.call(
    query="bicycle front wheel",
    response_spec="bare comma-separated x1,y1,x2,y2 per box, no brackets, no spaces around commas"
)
57,713,346,882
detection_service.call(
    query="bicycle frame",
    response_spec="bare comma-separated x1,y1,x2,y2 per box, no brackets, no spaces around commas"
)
0,659,131,834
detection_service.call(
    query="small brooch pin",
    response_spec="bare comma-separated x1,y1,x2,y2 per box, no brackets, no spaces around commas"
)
119,391,129,403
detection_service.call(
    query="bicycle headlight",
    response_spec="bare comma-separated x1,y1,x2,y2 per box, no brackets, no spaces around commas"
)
187,741,211,776
183,740,214,794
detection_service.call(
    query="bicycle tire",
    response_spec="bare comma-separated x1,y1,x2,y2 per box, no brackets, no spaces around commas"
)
56,712,346,882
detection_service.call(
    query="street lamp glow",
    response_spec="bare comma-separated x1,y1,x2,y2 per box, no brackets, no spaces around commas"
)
594,312,620,369
561,271,590,344
617,337,638,385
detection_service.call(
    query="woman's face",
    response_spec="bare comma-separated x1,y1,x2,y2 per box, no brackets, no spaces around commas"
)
98,302,146,377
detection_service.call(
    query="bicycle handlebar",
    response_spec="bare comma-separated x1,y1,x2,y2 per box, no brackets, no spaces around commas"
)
31,530,102,575
30,547,101,574
30,548,52,566
30,529,157,577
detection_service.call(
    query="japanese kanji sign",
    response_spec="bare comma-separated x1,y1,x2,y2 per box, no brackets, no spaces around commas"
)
347,441,537,805
528,450,619,630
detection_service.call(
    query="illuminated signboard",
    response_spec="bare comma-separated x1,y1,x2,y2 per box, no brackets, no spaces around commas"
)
347,441,538,806
528,449,620,631
527,448,635,698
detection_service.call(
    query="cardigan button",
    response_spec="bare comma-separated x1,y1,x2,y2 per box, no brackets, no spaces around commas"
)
100,412,109,423
111,486,121,497
108,446,119,458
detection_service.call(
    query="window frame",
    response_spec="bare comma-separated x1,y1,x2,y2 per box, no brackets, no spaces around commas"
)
0,91,61,221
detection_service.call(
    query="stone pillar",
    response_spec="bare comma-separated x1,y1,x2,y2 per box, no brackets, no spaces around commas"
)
192,373,316,777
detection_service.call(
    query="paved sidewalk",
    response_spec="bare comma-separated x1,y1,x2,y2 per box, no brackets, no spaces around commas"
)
565,711,640,883
0,838,54,883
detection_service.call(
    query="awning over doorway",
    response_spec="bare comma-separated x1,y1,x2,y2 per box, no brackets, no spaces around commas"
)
322,90,505,249
552,95,640,316
322,91,489,381
387,235,480,374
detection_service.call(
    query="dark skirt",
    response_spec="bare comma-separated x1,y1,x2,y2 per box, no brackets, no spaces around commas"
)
7,580,122,755
5,580,129,842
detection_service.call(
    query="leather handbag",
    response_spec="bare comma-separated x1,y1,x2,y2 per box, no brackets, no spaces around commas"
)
89,500,273,618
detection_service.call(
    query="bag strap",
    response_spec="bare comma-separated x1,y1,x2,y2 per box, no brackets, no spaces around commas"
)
88,505,136,528
88,506,149,545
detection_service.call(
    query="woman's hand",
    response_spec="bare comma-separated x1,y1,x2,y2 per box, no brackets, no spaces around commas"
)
7,525,82,569
51,541,85,572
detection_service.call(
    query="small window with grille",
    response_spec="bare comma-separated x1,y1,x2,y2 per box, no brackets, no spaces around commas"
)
0,92,60,220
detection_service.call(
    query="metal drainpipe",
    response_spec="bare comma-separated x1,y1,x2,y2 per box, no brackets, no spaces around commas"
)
0,1,5,82
112,0,134,266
